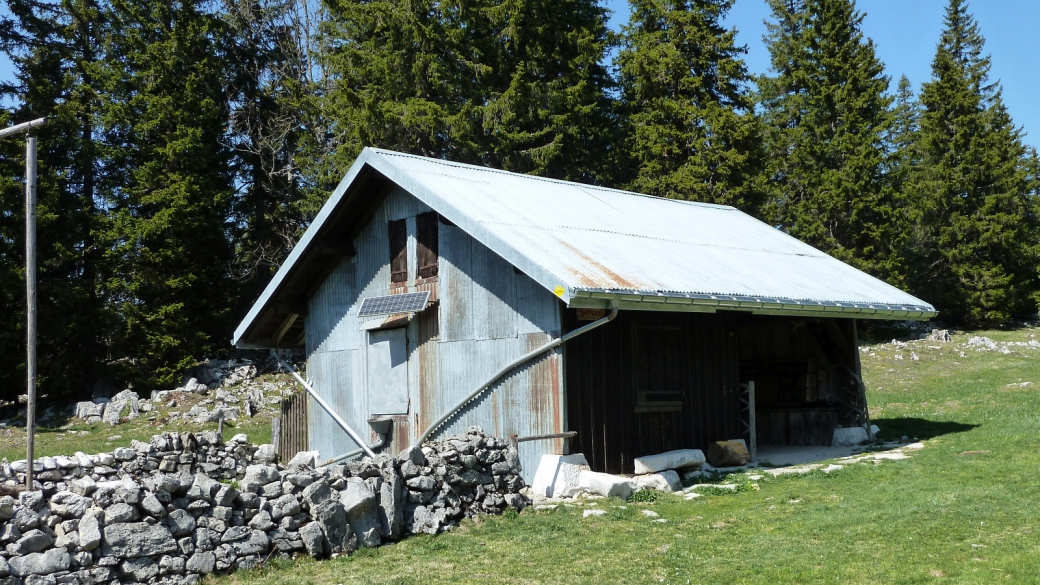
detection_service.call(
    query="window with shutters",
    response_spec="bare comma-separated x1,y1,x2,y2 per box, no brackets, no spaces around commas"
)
416,212,439,280
388,219,407,284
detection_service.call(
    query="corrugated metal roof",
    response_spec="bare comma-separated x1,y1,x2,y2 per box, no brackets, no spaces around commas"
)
234,148,935,346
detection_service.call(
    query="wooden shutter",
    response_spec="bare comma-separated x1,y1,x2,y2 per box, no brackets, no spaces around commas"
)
388,219,407,284
416,212,438,279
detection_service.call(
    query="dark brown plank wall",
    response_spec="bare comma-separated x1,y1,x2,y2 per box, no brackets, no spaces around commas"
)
564,310,741,474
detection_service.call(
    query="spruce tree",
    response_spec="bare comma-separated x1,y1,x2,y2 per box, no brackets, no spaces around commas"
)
0,0,108,403
616,0,764,211
478,0,615,182
220,0,308,310
317,0,614,184
907,0,1038,325
99,0,235,388
888,76,921,188
317,0,484,178
759,0,900,280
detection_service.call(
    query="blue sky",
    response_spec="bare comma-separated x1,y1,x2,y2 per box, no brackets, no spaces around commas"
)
2,1,1037,148
604,0,1040,149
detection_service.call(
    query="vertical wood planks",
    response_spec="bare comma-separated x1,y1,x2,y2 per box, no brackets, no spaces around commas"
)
279,393,309,462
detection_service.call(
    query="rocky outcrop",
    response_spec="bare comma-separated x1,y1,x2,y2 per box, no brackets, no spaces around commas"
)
0,427,526,584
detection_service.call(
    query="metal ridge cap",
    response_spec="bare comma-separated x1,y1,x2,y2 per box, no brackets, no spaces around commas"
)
370,148,739,211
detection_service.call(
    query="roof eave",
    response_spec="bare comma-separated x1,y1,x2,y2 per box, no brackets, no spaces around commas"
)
567,289,938,321
232,150,382,348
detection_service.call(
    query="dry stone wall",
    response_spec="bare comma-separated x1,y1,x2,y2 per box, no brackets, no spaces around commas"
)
0,426,525,585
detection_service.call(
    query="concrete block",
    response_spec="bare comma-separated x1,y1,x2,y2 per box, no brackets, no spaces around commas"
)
577,470,636,500
632,449,706,475
530,454,589,499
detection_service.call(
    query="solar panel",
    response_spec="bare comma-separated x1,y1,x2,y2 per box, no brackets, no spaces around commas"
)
357,291,431,318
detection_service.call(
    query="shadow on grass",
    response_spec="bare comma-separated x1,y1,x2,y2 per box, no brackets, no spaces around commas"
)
873,417,978,440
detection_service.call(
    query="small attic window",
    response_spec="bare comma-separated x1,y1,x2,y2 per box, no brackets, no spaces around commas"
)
388,219,407,284
416,212,438,279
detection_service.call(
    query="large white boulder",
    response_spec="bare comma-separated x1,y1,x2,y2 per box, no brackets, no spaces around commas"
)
633,470,682,493
578,470,636,500
530,454,589,499
632,449,706,475
832,427,868,446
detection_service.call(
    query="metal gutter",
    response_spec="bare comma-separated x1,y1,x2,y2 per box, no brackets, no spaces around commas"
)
413,303,620,447
568,290,937,320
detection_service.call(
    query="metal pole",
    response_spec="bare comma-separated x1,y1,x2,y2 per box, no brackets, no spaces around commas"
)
271,350,376,458
25,136,37,490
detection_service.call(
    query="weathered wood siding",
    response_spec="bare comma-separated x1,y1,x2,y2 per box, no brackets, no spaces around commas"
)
305,184,563,480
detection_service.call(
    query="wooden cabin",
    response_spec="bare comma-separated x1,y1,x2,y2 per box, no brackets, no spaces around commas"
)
233,149,936,480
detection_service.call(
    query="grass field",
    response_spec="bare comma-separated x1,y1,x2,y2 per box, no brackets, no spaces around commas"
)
211,326,1040,584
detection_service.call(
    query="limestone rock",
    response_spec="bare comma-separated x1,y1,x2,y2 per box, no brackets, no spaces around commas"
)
120,556,158,582
213,484,238,507
313,499,354,554
14,529,54,554
186,551,215,574
299,522,324,559
0,497,15,520
706,441,750,467
378,467,404,539
632,449,706,475
230,530,269,556
341,478,381,548
269,494,300,521
9,549,70,577
398,446,426,466
577,470,636,500
68,477,97,498
77,513,101,551
112,447,135,461
164,509,196,538
73,567,110,585
530,454,589,498
407,505,446,535
633,470,682,493
159,554,186,575
140,492,166,517
243,465,279,485
246,507,274,530
101,522,179,558
832,427,869,447
301,479,335,509
253,444,277,463
74,402,104,420
287,451,318,469
104,502,139,524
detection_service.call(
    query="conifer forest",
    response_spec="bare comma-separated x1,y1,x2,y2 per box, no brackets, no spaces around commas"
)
0,0,1037,404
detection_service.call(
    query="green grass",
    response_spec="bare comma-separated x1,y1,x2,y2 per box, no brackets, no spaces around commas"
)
212,325,1040,584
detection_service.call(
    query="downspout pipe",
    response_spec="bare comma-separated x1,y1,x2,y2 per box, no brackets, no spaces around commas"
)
318,434,386,468
414,303,619,448
271,350,377,458
318,417,393,467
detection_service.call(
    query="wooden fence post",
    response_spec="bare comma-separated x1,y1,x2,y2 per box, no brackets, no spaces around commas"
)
271,417,281,463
